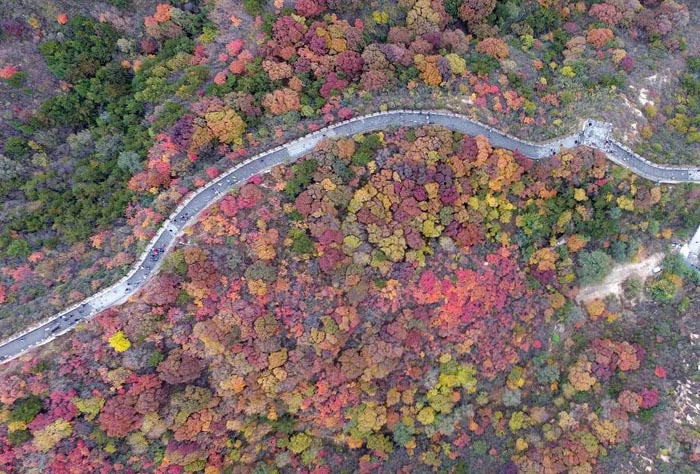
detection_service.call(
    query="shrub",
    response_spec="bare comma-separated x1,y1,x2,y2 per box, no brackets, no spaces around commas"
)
285,159,318,199
4,136,29,158
106,0,130,7
243,0,267,16
392,422,414,446
6,239,30,258
469,52,500,75
623,278,642,300
663,253,700,284
7,428,31,446
648,277,676,303
3,70,27,87
502,388,522,407
526,7,561,36
117,151,144,174
536,364,560,385
290,229,314,255
0,154,22,181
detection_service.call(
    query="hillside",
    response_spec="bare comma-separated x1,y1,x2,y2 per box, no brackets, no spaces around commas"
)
0,1,700,473
1,127,700,472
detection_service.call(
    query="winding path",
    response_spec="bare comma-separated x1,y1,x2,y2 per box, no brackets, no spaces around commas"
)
2,108,700,364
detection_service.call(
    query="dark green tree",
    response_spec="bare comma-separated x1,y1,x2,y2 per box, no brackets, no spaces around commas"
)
575,250,613,285
39,16,119,83
9,395,43,424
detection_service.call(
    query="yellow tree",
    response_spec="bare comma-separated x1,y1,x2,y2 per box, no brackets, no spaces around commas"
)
414,54,443,87
406,0,443,35
445,53,467,75
33,419,73,452
190,99,246,152
109,331,131,352
568,356,597,392
205,108,245,146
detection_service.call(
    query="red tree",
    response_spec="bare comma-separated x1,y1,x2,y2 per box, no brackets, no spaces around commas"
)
157,349,205,385
98,393,141,437
296,0,327,17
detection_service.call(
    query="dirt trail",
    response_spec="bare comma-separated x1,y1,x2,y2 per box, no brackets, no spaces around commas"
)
576,253,664,303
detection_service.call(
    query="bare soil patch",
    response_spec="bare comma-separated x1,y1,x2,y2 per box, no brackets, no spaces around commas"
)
576,252,664,303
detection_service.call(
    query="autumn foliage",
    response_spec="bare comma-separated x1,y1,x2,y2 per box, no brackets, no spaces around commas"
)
0,0,694,472
0,126,677,473
476,37,509,60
